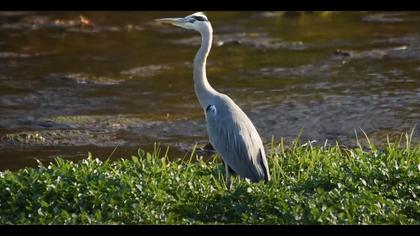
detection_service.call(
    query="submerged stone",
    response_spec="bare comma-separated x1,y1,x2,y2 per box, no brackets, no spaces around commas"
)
0,129,125,147
120,65,171,78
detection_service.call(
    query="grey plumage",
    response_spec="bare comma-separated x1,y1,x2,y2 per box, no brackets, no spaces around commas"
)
156,12,270,190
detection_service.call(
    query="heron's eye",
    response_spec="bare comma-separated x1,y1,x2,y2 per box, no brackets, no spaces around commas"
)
206,104,216,113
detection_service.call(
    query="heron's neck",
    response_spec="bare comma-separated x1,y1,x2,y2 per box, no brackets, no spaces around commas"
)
193,26,216,108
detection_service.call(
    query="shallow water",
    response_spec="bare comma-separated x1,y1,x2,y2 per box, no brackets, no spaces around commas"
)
1,11,419,171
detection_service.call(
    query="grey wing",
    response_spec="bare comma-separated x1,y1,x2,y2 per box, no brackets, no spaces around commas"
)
205,98,269,182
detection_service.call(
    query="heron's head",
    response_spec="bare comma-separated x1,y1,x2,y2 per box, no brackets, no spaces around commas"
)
155,12,210,33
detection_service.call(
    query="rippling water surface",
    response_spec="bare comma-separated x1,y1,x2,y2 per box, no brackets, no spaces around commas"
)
1,11,419,170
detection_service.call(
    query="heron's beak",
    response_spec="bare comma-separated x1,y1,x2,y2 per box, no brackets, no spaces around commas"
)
155,17,187,28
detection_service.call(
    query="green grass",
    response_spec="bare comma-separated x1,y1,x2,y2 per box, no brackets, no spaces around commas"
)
0,132,419,224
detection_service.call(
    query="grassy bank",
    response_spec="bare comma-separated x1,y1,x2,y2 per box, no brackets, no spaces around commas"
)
0,133,419,224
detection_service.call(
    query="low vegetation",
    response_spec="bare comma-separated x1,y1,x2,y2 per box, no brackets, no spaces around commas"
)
0,132,419,224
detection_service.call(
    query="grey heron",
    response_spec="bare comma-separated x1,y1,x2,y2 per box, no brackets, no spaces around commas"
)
156,12,270,190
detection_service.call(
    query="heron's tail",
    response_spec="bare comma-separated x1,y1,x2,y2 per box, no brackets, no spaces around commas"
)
264,171,271,183
263,164,271,183
258,148,271,183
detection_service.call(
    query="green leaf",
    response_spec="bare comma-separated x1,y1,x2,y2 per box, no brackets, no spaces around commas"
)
138,148,146,159
131,155,139,164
